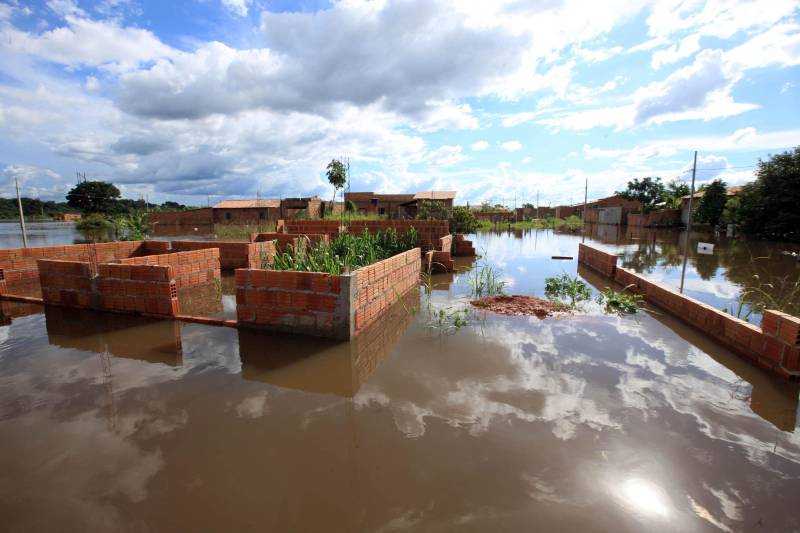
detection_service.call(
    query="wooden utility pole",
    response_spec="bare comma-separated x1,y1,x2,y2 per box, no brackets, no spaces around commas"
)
15,177,28,248
680,151,698,293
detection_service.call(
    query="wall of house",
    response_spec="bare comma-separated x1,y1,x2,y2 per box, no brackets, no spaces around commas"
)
578,243,800,378
213,207,280,224
170,240,274,269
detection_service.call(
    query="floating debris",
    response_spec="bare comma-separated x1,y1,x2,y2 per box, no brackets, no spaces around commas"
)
551,255,573,260
470,295,570,319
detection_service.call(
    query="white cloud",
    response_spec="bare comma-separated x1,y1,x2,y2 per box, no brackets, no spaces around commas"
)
221,0,251,17
424,145,468,167
470,140,489,151
501,140,522,152
651,34,701,69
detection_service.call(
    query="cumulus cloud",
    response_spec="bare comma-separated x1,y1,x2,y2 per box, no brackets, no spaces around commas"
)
222,0,251,17
470,140,489,151
501,140,522,152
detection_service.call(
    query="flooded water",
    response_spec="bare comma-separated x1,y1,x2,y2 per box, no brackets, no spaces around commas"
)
1,224,799,532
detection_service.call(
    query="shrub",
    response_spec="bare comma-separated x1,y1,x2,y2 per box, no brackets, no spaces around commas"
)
449,206,479,234
545,273,592,308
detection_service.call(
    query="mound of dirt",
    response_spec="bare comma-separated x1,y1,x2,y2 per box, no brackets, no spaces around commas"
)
470,295,570,319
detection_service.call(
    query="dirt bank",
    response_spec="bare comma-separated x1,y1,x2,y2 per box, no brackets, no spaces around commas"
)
470,295,570,318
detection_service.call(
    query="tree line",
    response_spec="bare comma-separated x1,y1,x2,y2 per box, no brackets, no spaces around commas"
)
616,147,799,242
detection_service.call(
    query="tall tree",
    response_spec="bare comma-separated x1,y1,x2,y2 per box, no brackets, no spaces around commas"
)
736,147,800,241
695,179,728,227
616,177,665,213
326,159,347,205
664,179,690,208
66,181,121,213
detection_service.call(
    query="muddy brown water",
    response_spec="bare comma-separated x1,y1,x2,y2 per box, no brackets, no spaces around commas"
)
0,224,799,532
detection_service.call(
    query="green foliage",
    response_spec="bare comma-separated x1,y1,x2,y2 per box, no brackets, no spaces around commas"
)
522,202,534,209
734,147,800,241
664,179,690,208
544,273,592,308
66,181,121,213
75,213,113,230
321,211,384,221
268,228,418,274
616,176,665,213
467,261,507,298
595,286,643,315
416,200,450,221
448,206,479,234
214,221,276,241
429,307,470,334
326,159,348,204
721,195,741,225
694,179,727,227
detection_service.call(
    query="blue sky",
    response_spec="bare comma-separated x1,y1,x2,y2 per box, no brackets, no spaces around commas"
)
1,0,798,207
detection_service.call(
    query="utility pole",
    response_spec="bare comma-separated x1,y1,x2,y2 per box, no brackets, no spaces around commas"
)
15,177,28,248
680,151,698,293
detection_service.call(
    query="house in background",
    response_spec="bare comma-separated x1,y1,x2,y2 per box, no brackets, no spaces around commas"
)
344,191,456,219
148,196,324,227
53,213,82,222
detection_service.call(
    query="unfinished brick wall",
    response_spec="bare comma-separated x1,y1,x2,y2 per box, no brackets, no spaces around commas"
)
236,269,349,338
453,234,476,256
96,262,178,316
236,247,421,339
251,232,329,251
38,259,94,309
0,240,166,295
280,220,342,239
119,249,220,290
170,240,275,269
579,243,800,378
353,248,420,334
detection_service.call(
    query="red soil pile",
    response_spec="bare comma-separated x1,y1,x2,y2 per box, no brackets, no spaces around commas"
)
470,295,569,319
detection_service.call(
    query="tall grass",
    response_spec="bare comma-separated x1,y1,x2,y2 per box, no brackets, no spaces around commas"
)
267,228,418,274
214,222,276,241
468,261,507,298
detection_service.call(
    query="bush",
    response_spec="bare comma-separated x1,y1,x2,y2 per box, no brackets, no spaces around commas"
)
75,213,112,230
416,200,450,221
448,206,479,234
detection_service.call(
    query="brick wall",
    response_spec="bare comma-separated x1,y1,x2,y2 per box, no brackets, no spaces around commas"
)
353,248,420,334
578,243,617,278
0,240,161,291
170,240,275,269
148,208,214,226
280,220,342,239
251,232,329,250
96,262,178,316
578,243,800,378
453,234,476,256
38,259,94,309
119,249,220,290
438,234,453,253
236,269,350,338
236,247,421,339
627,209,682,227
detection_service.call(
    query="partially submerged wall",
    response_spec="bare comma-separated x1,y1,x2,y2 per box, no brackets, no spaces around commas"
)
0,240,169,296
578,243,800,378
236,247,421,339
170,240,274,269
627,209,682,227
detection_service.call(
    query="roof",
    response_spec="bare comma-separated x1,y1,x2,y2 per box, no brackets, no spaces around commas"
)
413,191,456,200
213,199,280,209
682,185,745,200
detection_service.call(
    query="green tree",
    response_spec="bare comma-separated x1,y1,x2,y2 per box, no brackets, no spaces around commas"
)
694,179,727,227
416,200,450,220
664,179,690,208
616,177,665,213
736,147,800,241
448,206,479,234
326,159,347,205
66,181,121,213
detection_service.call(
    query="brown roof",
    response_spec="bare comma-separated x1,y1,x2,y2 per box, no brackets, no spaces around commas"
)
682,185,745,200
213,199,280,209
413,191,456,200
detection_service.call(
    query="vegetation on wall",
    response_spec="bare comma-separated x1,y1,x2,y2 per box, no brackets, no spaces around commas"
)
268,228,418,274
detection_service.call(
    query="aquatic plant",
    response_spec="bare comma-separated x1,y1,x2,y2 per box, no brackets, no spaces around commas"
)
428,306,470,335
467,260,507,298
267,228,418,274
596,286,644,315
544,273,592,308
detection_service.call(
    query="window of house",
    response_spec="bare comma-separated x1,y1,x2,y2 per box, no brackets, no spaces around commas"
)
260,211,265,220
225,212,231,221
379,207,385,215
